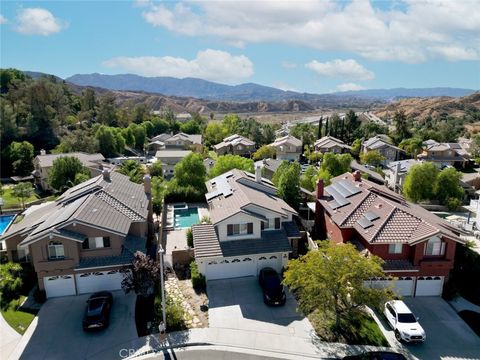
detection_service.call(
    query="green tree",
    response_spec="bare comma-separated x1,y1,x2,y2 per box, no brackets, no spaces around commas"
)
392,110,410,143
151,176,166,216
54,130,99,154
300,165,317,192
133,103,148,124
290,123,316,147
209,155,254,178
180,120,201,134
0,262,23,307
152,117,170,135
148,161,163,178
272,160,292,186
174,153,206,189
81,88,96,112
399,137,423,158
6,141,34,176
97,93,118,126
359,150,385,167
222,114,240,135
163,107,176,128
277,162,301,209
95,125,125,157
204,121,227,147
283,242,391,338
118,160,145,184
403,162,439,202
351,138,362,157
252,145,276,161
47,156,90,191
262,124,276,144
0,68,27,94
315,153,353,186
142,120,155,138
12,182,35,209
435,168,464,205
344,110,360,143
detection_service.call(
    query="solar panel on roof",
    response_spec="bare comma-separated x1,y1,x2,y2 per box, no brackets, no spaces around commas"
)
326,186,350,207
357,217,373,229
338,180,361,197
329,200,340,209
364,211,380,221
330,183,351,198
206,191,219,201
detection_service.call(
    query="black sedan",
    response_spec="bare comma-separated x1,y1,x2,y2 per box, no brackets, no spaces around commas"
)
82,291,113,331
258,267,286,306
343,351,407,360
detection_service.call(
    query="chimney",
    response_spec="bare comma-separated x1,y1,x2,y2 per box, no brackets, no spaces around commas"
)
393,162,401,193
143,174,151,195
316,179,324,199
255,165,262,183
353,170,362,182
40,149,46,156
102,168,111,182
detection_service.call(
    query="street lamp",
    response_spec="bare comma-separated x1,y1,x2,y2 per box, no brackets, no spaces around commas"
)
158,245,167,341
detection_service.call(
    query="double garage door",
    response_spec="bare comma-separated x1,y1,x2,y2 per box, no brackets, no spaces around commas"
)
205,254,282,281
43,270,125,298
366,276,444,297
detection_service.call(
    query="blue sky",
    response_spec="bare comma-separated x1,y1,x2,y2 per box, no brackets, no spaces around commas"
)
1,0,479,94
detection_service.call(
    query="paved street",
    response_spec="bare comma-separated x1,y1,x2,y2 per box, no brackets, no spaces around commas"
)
207,277,314,338
18,291,137,360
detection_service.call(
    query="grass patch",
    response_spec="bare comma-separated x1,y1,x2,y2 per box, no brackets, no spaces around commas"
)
1,296,36,335
207,151,218,160
458,310,480,337
309,309,389,347
1,186,39,209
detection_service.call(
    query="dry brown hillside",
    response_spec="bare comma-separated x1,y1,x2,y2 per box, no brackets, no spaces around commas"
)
374,92,480,121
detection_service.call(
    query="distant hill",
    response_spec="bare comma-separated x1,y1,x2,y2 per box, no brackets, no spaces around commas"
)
66,73,476,102
374,92,480,121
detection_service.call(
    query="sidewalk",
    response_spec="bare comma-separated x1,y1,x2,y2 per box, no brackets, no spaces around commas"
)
449,295,480,313
0,312,22,360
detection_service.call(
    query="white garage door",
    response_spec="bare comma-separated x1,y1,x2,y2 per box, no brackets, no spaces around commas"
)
364,277,414,297
415,276,444,296
44,275,76,298
257,255,282,274
75,270,125,294
206,257,256,280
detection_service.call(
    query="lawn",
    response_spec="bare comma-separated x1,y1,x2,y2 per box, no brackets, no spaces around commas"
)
1,186,39,209
1,296,36,335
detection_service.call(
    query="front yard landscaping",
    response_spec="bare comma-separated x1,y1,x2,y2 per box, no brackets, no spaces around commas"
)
1,296,36,335
1,185,39,209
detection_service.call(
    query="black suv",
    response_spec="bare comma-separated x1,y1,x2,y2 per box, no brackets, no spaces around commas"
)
258,267,286,306
82,291,113,331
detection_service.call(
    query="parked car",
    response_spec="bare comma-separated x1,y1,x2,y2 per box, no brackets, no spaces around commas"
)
258,267,286,306
83,291,113,331
384,300,425,342
343,351,407,360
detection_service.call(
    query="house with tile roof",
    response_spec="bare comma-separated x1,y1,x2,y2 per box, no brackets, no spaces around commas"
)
254,158,283,180
32,151,111,191
268,135,302,161
0,171,152,298
314,136,352,154
417,140,470,168
384,159,423,192
155,150,192,178
147,132,203,155
213,134,256,157
314,171,465,297
192,167,301,280
362,136,406,166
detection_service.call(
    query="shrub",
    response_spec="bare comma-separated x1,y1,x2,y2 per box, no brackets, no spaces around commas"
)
190,261,206,290
186,228,193,248
0,262,23,308
154,294,189,331
200,215,211,224
446,197,461,211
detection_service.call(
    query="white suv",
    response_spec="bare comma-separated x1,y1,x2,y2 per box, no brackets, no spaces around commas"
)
384,300,426,343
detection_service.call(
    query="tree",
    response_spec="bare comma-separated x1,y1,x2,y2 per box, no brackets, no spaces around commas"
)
359,150,385,167
300,165,317,191
315,153,353,186
283,242,391,338
252,145,276,161
12,182,34,210
174,153,206,189
128,123,147,150
222,114,240,135
277,162,301,209
148,161,163,178
290,123,316,147
209,155,254,178
204,121,227,147
328,113,342,139
118,160,145,184
402,162,439,202
399,137,423,158
272,160,292,186
152,117,170,135
317,117,323,139
6,141,34,176
95,125,125,157
47,156,90,191
97,93,118,126
0,262,23,307
121,252,160,298
151,176,166,216
133,103,148,124
344,110,360,143
392,110,410,143
262,124,276,145
351,138,362,157
81,88,96,112
54,130,99,154
180,120,201,134
435,168,464,205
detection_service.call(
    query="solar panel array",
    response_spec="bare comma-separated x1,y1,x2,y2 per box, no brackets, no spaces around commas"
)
326,180,362,210
206,172,233,201
364,211,380,221
357,217,374,229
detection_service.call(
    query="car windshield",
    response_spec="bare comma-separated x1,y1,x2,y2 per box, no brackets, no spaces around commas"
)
87,298,105,313
397,313,417,323
265,276,282,290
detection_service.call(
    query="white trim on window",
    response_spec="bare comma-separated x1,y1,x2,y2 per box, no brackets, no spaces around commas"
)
388,243,403,254
424,236,445,256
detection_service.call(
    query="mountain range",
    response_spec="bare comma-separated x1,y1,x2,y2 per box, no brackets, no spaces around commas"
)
65,73,476,102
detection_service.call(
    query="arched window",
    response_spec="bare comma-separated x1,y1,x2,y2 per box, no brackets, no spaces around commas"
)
424,236,445,256
48,241,65,260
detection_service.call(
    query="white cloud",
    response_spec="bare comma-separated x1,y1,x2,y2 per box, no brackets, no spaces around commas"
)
336,83,366,92
133,0,152,8
281,61,297,69
14,8,65,36
0,14,7,24
140,0,480,63
273,81,298,92
305,59,374,81
103,49,254,83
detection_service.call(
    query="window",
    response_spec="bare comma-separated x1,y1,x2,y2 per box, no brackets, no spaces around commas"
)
424,236,445,256
227,223,253,236
388,244,403,254
262,217,281,230
82,237,110,250
48,241,65,259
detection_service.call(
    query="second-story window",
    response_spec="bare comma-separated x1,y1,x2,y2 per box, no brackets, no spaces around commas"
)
388,243,403,254
424,236,445,256
261,217,281,230
227,223,253,236
48,241,65,260
82,236,111,250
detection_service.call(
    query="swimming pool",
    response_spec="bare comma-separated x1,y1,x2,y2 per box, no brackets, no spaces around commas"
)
174,207,200,228
0,215,15,235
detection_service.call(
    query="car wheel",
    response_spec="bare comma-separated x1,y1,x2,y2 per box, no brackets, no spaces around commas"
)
395,330,402,342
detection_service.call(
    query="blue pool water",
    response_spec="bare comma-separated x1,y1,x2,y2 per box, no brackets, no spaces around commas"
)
0,215,15,235
174,207,199,228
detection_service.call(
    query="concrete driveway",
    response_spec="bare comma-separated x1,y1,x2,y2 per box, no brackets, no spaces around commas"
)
19,290,137,360
401,298,480,360
207,277,314,338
